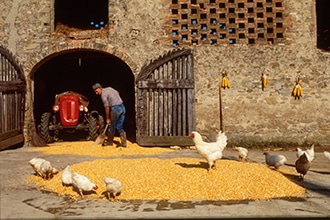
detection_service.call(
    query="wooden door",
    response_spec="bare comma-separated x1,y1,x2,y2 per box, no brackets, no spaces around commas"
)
0,46,26,150
136,49,195,146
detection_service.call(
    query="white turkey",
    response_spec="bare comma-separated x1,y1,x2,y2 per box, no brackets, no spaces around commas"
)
72,172,98,197
104,177,123,199
263,152,287,169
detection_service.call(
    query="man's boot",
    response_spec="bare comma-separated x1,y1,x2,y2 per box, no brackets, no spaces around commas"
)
102,134,114,146
119,132,127,147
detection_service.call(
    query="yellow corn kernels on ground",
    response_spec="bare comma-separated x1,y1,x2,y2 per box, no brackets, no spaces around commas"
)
26,156,306,201
30,139,173,156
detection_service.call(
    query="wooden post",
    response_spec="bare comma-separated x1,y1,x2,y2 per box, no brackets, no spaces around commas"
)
219,82,225,132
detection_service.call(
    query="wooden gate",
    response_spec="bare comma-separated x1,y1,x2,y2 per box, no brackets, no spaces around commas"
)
136,49,195,146
0,46,26,150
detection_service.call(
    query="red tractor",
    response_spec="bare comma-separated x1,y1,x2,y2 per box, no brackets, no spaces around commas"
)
39,91,104,143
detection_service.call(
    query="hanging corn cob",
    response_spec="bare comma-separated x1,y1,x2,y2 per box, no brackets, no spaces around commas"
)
261,72,268,91
292,78,303,100
221,70,230,89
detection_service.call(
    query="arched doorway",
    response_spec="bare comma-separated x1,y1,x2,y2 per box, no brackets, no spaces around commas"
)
31,49,136,142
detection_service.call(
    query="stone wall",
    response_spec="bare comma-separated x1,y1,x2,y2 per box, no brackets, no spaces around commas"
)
0,0,329,147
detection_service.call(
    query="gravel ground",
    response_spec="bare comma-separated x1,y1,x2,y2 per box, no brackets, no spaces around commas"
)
0,143,329,219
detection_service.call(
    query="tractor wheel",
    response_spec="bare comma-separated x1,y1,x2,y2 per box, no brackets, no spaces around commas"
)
40,112,55,143
88,116,98,141
98,115,105,134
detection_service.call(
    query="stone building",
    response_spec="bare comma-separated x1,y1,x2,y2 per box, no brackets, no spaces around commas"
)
0,0,329,149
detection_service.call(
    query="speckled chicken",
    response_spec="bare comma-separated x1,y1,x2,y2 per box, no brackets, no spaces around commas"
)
263,152,287,169
189,130,227,171
296,144,314,162
104,177,123,199
233,147,248,161
61,165,73,186
295,153,311,180
72,172,98,197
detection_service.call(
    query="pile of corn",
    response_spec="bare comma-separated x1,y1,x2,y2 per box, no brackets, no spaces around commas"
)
26,155,306,201
30,138,173,157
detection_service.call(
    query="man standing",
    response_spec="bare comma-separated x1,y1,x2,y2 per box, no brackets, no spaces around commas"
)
92,83,127,147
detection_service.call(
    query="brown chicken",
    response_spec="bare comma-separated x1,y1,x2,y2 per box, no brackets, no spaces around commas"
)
295,153,311,180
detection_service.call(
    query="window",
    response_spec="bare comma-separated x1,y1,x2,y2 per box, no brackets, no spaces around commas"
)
55,0,108,31
316,0,330,51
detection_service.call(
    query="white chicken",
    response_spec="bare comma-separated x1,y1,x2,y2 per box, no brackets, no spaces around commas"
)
104,177,123,199
324,151,330,161
189,130,227,171
28,158,58,178
40,160,56,180
61,165,73,186
295,153,311,180
295,144,314,162
71,172,98,197
233,146,248,161
263,152,287,169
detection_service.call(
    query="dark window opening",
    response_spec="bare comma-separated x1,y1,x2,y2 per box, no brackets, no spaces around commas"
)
277,33,283,38
172,0,178,4
191,9,197,14
248,38,255,44
210,8,216,13
316,0,330,51
258,33,264,38
181,4,188,9
200,34,207,40
275,2,282,7
55,0,108,30
257,13,264,18
239,33,245,38
219,3,226,8
220,13,226,18
182,14,188,19
276,12,282,18
239,23,245,28
201,13,207,19
266,7,272,12
248,8,254,13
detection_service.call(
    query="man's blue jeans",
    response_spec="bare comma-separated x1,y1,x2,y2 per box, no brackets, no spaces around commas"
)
108,103,126,134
